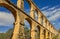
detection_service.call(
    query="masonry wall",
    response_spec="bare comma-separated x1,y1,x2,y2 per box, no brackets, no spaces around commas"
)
0,0,58,39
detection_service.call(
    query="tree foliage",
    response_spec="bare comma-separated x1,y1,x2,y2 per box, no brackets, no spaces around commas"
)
0,28,13,39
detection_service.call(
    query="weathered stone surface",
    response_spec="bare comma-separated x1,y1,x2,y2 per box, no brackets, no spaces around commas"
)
0,0,58,39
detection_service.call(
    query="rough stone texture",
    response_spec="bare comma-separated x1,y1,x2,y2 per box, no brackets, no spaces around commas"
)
0,0,58,39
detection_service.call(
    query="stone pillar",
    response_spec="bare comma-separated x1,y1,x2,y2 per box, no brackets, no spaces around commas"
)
45,30,48,39
12,11,25,39
18,20,25,39
18,12,25,39
38,15,43,25
50,25,51,32
51,33,53,39
49,24,50,31
30,5,35,19
41,16,43,25
48,22,50,30
52,28,54,34
43,17,46,27
50,33,52,39
51,26,53,32
31,22,36,39
12,21,20,39
39,27,41,39
47,21,49,29
12,12,20,39
17,0,24,10
38,13,42,24
40,27,44,39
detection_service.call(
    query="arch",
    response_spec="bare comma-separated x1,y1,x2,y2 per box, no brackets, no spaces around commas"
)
43,29,46,39
25,18,32,25
35,25,40,39
0,2,17,39
26,0,31,7
36,26,40,32
34,10,38,21
48,32,50,39
24,18,32,39
0,3,17,21
24,0,31,15
41,16,43,25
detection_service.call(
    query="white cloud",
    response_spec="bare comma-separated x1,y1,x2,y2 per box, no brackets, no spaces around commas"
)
41,6,60,29
47,7,55,10
41,6,60,21
42,11,54,17
47,5,59,10
41,6,48,10
0,11,15,26
48,11,60,21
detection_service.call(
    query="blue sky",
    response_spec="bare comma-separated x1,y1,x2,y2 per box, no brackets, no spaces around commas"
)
0,0,60,33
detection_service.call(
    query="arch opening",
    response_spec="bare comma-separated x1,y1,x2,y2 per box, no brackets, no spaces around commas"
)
41,16,43,25
0,2,17,39
48,32,50,39
34,10,38,21
0,3,17,20
24,0,30,15
0,6,15,39
35,26,40,39
8,0,31,16
43,30,46,39
9,0,17,5
24,19,31,39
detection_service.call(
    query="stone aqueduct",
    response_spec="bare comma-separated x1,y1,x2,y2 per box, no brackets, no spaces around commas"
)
0,0,58,39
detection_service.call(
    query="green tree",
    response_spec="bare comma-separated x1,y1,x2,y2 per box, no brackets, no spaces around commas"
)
0,28,13,39
24,26,30,39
